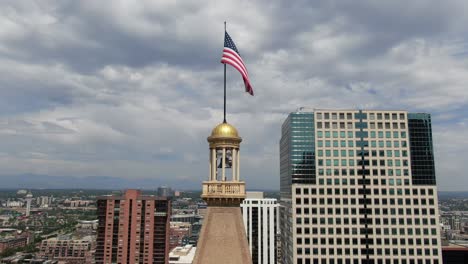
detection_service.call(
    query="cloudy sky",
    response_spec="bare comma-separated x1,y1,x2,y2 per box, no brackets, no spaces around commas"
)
1,0,467,191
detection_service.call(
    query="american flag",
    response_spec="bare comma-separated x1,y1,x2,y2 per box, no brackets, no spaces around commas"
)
220,31,254,96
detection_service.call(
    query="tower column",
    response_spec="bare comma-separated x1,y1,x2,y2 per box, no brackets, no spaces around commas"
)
222,148,226,181
211,148,217,181
236,149,240,181
209,149,212,181
232,148,237,181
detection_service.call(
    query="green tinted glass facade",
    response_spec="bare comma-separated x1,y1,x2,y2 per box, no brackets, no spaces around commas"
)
408,113,436,185
280,112,315,197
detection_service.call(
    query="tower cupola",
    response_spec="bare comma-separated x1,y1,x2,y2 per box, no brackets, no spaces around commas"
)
202,121,246,206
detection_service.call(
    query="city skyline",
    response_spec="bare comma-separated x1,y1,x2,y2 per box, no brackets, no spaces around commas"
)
1,1,468,191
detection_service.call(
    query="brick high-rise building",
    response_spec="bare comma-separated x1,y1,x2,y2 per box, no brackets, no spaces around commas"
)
96,189,171,264
280,109,442,264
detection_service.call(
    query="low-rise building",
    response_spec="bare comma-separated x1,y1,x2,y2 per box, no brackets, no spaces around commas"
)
169,222,192,250
170,214,198,224
0,235,29,253
76,220,98,230
63,199,93,208
5,201,23,208
38,236,95,264
169,245,196,264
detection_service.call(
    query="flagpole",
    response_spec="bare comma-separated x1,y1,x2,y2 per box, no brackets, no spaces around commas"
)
223,21,227,123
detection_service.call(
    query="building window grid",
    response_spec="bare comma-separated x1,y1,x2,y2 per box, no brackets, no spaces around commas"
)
317,116,411,177
291,111,440,264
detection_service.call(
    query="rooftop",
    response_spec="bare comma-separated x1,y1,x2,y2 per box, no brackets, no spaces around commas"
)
442,241,468,250
169,245,196,264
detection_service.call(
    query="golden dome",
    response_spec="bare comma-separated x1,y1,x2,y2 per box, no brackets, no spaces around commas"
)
210,122,239,138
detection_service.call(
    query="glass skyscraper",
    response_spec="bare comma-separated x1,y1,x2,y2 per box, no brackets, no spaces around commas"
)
280,108,441,264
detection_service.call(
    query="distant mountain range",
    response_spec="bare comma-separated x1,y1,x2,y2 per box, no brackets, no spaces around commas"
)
0,174,466,196
0,174,201,190
438,191,468,199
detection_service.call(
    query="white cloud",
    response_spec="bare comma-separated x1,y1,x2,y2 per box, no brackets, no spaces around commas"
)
0,0,467,190
433,120,468,191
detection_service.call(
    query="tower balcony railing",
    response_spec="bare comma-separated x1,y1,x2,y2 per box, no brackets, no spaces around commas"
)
201,181,246,197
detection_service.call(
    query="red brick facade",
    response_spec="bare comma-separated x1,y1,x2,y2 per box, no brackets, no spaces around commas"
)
95,190,170,264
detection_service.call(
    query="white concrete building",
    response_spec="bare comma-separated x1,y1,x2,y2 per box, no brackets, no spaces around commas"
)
169,245,196,264
25,192,33,216
6,201,24,208
241,192,280,264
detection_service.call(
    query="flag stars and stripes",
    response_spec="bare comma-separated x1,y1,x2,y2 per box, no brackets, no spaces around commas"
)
220,32,254,96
